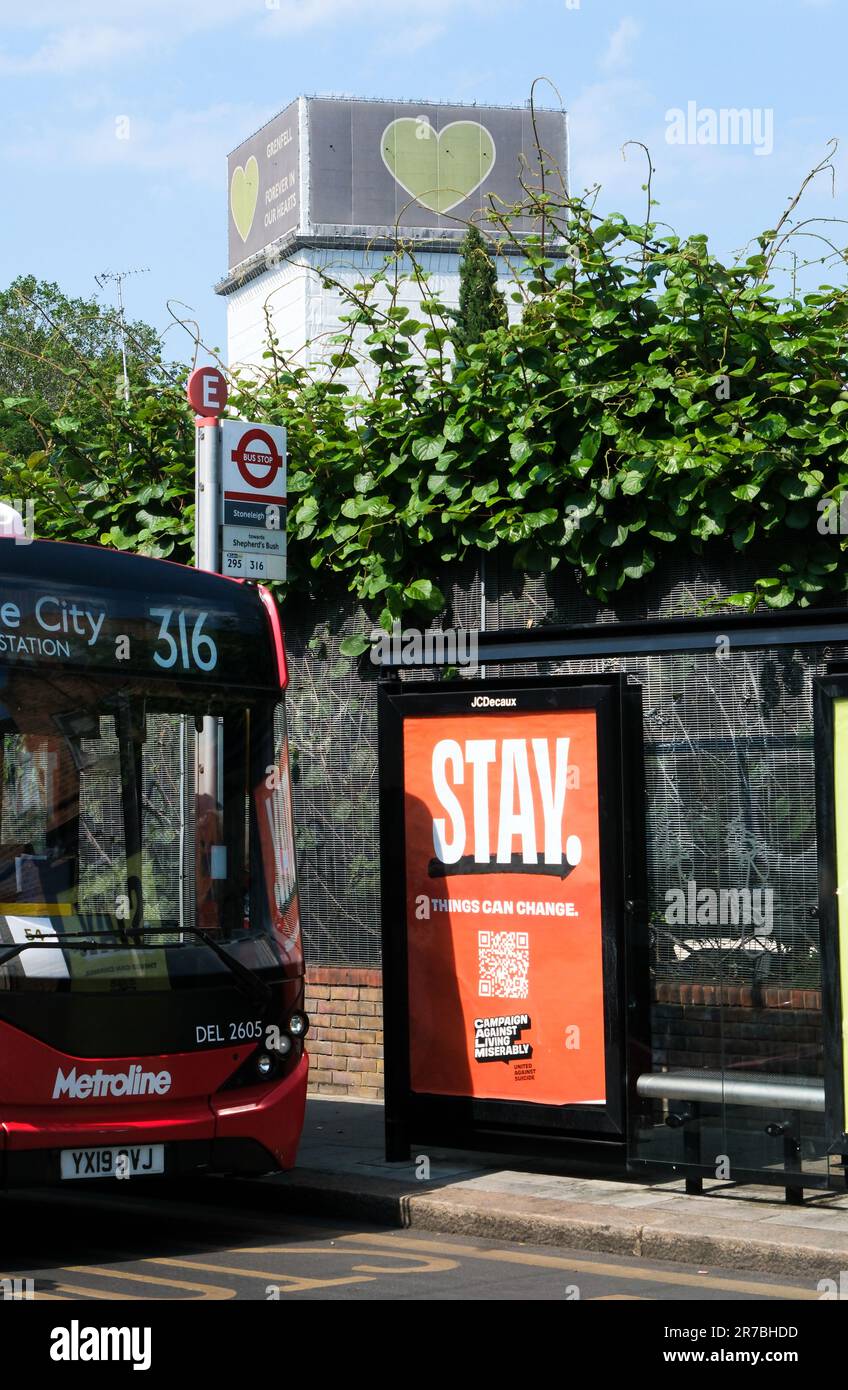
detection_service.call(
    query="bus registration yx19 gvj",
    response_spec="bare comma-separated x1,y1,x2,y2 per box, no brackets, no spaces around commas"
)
0,539,308,1185
60,1144,165,1180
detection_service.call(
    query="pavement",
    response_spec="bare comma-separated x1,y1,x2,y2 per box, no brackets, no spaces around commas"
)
264,1094,848,1281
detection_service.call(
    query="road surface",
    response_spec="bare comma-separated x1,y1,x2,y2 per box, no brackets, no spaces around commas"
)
0,1181,823,1302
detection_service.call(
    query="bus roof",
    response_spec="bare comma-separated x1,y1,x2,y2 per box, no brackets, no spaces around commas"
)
0,539,285,693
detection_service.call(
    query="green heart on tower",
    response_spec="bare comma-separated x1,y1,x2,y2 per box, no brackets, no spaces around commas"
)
381,119,496,215
230,155,260,242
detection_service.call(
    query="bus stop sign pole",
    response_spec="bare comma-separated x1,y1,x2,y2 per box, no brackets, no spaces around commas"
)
187,366,228,574
187,367,229,816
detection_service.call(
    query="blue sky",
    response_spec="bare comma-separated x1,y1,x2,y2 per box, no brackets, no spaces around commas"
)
1,0,845,358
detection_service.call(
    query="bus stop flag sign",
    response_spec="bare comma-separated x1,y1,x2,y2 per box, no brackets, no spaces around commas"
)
220,419,287,581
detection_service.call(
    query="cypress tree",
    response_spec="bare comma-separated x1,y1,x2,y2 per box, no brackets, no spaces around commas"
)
452,224,507,357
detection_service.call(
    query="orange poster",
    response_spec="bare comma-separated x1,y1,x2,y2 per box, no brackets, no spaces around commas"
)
403,709,606,1106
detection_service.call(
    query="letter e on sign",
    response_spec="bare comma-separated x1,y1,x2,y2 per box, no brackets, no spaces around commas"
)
187,366,229,419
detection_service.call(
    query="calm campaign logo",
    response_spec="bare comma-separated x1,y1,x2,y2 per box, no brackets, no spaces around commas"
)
428,735,583,878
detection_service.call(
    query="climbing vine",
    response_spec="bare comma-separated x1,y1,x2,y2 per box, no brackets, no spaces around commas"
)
2,141,848,640
231,139,848,639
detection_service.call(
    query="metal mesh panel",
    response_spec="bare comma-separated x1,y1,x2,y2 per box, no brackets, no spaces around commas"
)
527,646,822,995
283,562,486,964
639,647,819,989
480,556,835,1097
283,551,843,977
285,603,382,965
484,546,769,631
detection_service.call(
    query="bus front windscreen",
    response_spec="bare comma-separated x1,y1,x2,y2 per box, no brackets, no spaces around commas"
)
0,667,301,985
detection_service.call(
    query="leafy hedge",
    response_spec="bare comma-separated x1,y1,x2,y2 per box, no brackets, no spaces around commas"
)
231,158,848,635
2,160,848,630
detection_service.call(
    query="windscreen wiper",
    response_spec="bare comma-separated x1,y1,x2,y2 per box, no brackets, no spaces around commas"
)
0,937,167,966
138,924,272,1007
0,930,272,1009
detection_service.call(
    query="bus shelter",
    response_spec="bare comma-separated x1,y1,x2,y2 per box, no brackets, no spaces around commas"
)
377,605,848,1199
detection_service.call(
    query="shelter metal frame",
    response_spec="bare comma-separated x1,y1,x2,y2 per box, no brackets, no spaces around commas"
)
377,604,848,1196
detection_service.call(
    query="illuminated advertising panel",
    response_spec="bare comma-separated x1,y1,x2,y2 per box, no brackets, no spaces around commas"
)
403,707,605,1106
379,676,640,1157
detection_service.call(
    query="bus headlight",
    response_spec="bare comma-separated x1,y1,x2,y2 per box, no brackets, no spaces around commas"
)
255,1052,276,1078
288,1012,308,1038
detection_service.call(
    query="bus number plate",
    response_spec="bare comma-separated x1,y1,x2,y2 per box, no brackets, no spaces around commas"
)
60,1144,165,1180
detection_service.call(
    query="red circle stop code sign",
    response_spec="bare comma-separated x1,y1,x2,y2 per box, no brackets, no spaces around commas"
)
186,366,229,417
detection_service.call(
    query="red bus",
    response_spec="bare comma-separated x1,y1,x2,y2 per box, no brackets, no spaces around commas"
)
0,538,308,1184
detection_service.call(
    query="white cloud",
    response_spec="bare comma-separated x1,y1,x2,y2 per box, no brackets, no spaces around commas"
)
567,77,655,204
600,17,640,74
0,0,291,27
0,25,147,75
0,0,504,53
2,103,269,187
0,0,511,86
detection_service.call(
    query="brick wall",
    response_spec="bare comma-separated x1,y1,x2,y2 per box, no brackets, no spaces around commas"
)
303,974,823,1096
653,983,823,1078
304,967,384,1097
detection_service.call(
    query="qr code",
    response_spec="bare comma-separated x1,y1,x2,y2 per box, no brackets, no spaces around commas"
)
478,931,530,998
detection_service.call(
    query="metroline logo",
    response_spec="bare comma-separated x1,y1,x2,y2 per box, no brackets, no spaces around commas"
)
52,1065,172,1100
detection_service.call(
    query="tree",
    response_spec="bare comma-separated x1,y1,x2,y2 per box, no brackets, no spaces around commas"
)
0,276,166,467
0,276,161,405
0,276,193,560
451,224,507,358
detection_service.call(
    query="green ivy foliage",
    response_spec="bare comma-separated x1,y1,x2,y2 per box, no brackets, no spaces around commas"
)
229,176,848,639
2,170,848,630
